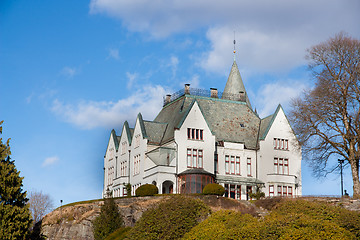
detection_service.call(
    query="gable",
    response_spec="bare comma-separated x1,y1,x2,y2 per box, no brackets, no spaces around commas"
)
177,100,212,134
261,105,295,141
105,129,118,157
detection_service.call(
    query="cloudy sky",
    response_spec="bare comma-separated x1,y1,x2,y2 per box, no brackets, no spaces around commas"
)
1,0,359,206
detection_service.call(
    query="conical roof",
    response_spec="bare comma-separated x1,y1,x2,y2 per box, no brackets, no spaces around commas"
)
222,61,252,109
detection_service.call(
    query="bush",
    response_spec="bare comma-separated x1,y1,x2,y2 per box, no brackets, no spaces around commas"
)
135,184,158,197
92,198,123,240
248,187,265,200
104,227,131,240
203,183,225,196
184,199,359,239
182,210,260,240
126,195,211,239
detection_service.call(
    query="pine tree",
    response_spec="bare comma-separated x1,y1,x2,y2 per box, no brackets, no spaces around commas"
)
92,196,123,240
0,121,32,239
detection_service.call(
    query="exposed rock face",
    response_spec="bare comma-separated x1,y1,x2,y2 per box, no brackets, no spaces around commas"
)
41,196,167,240
41,196,360,240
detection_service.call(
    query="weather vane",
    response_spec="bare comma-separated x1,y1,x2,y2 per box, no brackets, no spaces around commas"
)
233,31,236,61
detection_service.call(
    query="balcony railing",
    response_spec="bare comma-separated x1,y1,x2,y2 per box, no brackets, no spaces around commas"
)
163,87,247,106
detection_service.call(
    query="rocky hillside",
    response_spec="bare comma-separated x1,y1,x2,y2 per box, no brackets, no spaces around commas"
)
40,196,360,240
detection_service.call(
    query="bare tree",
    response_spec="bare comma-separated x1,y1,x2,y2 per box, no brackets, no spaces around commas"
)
28,190,54,224
291,32,360,197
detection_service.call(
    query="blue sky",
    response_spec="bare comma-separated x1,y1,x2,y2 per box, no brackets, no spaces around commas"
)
1,0,359,207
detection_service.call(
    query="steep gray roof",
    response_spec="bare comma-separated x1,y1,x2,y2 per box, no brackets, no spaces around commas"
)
153,95,260,149
143,121,168,145
259,114,274,140
222,61,252,109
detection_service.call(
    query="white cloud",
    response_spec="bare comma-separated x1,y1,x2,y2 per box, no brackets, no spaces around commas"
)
89,0,360,73
126,72,137,89
61,66,78,78
201,27,311,74
51,85,168,129
254,80,307,117
42,156,59,167
107,48,119,60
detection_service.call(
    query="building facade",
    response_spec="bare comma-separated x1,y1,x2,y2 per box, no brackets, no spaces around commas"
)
103,60,302,200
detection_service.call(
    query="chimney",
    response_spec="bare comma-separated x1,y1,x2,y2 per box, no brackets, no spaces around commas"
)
165,94,171,104
210,88,218,98
184,84,190,95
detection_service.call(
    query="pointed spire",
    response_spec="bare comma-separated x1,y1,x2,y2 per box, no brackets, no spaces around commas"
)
221,60,252,109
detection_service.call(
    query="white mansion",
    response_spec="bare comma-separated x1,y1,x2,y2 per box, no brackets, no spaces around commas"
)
103,60,302,200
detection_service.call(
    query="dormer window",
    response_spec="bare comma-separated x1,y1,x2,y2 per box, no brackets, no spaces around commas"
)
187,128,203,140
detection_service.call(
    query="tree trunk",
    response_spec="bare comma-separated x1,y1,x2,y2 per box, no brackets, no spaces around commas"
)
350,159,360,198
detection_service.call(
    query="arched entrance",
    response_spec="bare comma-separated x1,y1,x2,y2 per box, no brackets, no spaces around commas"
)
162,180,174,194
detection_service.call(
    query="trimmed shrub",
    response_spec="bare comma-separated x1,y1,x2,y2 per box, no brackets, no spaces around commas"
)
135,184,158,197
126,195,211,239
203,183,225,196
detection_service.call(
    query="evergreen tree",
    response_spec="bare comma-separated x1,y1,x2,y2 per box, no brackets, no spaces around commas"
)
0,121,32,239
92,196,123,240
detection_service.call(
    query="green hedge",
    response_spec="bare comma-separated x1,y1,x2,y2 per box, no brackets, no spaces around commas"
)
135,184,158,197
126,195,211,239
202,183,225,196
183,199,359,239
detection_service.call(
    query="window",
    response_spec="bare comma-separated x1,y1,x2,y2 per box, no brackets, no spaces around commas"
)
273,138,277,149
193,149,197,167
269,185,274,197
225,155,229,174
274,158,278,173
187,149,192,167
235,157,240,175
274,138,289,150
288,186,293,196
230,156,235,174
225,155,240,175
237,185,241,200
187,148,203,168
198,150,203,168
274,158,289,175
277,185,282,196
133,154,141,175
279,158,283,174
247,158,251,176
284,159,289,175
187,128,204,140
283,186,287,196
